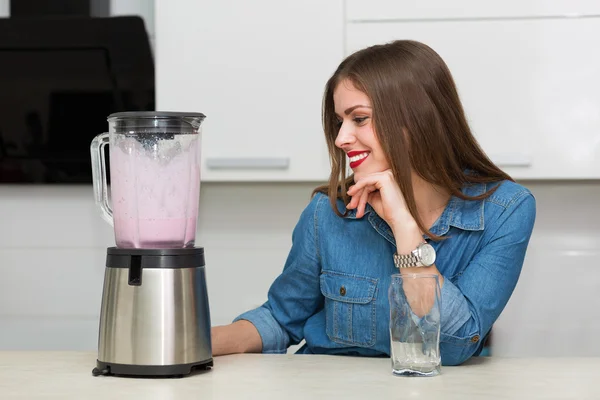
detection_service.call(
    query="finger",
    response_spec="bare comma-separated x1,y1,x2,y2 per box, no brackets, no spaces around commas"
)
347,173,387,195
356,187,372,218
357,186,377,217
347,184,359,196
346,188,363,210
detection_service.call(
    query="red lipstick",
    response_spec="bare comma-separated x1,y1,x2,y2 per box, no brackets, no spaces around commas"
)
347,151,370,169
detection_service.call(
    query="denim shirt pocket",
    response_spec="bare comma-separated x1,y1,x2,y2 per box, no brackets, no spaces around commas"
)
320,271,378,347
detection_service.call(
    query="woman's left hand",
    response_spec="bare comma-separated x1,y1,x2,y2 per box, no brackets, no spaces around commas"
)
346,169,412,229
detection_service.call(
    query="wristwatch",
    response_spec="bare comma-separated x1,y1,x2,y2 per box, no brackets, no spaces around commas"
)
393,242,436,268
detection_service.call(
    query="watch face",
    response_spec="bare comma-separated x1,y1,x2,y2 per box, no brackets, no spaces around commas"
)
419,243,436,266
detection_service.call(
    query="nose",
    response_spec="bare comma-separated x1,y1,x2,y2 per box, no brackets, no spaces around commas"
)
334,121,355,149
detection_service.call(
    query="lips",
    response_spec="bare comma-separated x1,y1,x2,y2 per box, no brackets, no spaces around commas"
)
347,151,370,169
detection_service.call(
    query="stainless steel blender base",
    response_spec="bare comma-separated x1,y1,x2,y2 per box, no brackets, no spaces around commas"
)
92,359,213,378
94,248,213,378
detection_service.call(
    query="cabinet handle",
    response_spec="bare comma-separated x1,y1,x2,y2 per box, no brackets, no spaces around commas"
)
206,157,290,170
491,154,532,168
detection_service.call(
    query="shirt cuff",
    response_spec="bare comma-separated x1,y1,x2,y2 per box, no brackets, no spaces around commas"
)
440,278,472,335
233,306,289,354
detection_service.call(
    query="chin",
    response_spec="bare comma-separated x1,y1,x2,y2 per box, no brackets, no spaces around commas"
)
351,171,372,182
351,171,362,183
352,167,387,182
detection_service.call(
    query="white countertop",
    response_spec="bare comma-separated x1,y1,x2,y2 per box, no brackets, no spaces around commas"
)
1,352,599,399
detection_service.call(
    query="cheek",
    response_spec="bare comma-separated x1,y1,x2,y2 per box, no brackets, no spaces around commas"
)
373,156,390,170
373,146,390,168
358,126,378,146
367,136,386,161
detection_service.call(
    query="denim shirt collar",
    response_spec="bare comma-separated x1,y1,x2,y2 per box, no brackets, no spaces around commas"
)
341,182,486,245
427,182,486,237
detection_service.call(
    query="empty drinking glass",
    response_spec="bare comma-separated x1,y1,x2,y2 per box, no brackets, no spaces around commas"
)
389,273,441,377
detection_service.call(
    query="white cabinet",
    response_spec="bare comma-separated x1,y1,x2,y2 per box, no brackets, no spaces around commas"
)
155,0,344,182
155,1,600,181
346,2,600,179
345,0,600,21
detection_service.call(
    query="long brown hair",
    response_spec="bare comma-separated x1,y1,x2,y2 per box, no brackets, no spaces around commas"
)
313,40,512,241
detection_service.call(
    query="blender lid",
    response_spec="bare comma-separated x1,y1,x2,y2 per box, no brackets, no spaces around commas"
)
107,111,206,134
108,111,206,120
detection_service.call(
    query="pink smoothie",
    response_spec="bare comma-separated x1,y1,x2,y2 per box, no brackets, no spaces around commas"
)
109,134,200,248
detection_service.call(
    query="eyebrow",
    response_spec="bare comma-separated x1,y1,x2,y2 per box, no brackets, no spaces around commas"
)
342,105,372,115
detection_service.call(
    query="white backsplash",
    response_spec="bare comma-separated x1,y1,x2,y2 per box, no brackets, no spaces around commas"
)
0,181,598,356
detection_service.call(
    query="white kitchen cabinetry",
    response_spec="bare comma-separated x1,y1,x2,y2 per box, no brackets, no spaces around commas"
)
346,1,600,180
345,0,600,21
155,0,344,182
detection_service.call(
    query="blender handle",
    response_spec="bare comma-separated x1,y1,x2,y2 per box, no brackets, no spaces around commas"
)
90,133,113,226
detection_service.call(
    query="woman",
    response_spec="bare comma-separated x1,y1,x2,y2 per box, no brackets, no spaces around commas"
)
211,40,536,365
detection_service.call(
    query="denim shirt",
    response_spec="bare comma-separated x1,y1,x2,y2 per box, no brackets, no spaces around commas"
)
234,180,536,365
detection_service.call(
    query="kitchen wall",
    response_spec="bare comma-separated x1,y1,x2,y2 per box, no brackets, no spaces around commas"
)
0,0,8,17
0,183,313,351
109,0,155,51
1,181,599,357
1,0,599,357
0,2,154,46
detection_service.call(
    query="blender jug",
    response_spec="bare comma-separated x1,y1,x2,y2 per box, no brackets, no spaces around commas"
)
90,112,205,248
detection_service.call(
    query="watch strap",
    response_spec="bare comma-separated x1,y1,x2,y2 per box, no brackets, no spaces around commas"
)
393,252,423,268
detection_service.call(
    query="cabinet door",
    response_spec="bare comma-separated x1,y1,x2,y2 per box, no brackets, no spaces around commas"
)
346,0,600,21
347,17,600,179
155,0,344,182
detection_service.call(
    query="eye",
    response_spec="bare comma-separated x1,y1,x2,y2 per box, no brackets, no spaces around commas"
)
353,117,368,125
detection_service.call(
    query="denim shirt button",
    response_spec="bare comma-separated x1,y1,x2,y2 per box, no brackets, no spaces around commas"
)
471,335,480,343
339,286,346,296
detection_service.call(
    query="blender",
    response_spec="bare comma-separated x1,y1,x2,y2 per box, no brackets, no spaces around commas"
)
89,111,213,377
